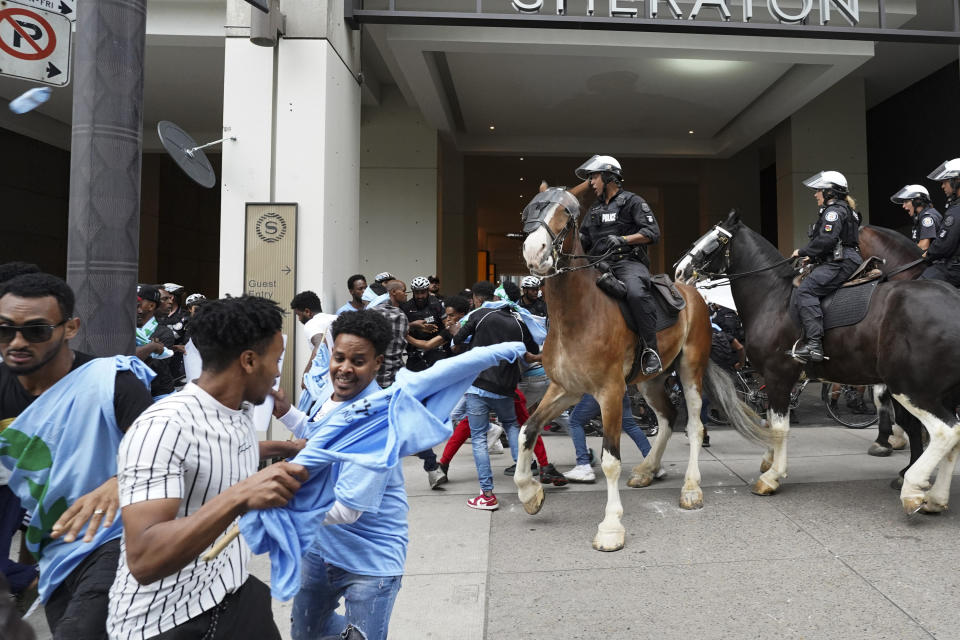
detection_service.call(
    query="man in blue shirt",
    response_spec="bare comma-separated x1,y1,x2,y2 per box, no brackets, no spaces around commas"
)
336,274,369,315
274,310,406,640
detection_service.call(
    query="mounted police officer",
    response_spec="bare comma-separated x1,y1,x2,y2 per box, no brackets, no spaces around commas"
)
790,170,862,362
891,184,941,252
576,155,662,375
920,158,960,286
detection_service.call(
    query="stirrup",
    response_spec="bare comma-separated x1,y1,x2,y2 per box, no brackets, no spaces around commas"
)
641,348,662,375
787,339,829,363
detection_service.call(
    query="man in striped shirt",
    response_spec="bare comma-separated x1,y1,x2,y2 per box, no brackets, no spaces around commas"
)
108,296,308,640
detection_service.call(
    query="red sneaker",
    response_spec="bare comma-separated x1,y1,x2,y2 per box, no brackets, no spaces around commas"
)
467,493,499,511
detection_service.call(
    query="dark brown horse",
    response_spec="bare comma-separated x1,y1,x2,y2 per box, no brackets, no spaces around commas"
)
676,213,960,514
515,182,762,551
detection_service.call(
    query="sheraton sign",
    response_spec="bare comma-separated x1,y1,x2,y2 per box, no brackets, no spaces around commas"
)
511,0,858,25
344,0,960,44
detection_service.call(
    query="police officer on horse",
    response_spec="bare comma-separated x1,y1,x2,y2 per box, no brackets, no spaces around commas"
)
920,158,960,286
891,184,941,252
576,155,662,375
790,170,862,362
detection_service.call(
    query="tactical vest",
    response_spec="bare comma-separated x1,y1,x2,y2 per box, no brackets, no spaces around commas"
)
585,190,649,266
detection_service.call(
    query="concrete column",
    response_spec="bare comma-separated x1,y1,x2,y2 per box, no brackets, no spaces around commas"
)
439,134,467,292
776,78,870,252
275,38,361,384
219,37,275,297
359,85,438,286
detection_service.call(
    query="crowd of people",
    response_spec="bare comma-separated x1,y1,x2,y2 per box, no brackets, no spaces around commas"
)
1,152,958,640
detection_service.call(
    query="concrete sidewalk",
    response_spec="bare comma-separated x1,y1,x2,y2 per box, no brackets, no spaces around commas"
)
27,405,959,639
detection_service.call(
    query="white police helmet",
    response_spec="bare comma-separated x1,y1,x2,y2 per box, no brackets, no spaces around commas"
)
185,293,206,306
890,184,930,204
521,276,541,289
927,158,960,181
802,170,848,194
410,276,431,291
575,155,623,182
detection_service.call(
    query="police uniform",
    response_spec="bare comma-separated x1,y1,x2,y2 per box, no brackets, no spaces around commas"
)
911,206,942,246
401,296,446,371
791,199,862,342
519,296,547,318
579,188,661,352
920,197,960,286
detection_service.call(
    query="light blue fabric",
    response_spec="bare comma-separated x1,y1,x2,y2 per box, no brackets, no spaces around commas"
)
366,292,390,309
466,385,508,400
297,342,332,416
135,317,173,359
460,300,547,344
336,302,362,315
362,286,378,302
0,356,154,602
239,341,528,601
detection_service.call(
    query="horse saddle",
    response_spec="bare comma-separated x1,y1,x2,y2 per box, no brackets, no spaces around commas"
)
793,255,884,288
595,267,684,334
822,279,880,331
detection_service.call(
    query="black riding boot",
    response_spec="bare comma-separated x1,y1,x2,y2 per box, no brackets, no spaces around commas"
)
641,333,662,375
794,336,825,362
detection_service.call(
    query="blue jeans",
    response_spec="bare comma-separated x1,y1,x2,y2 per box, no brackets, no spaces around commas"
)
291,550,402,640
465,392,519,492
568,393,651,466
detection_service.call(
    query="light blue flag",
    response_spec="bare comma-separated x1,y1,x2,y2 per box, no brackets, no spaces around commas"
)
460,300,547,344
239,341,528,601
0,356,154,602
366,292,390,308
297,341,331,417
362,286,378,303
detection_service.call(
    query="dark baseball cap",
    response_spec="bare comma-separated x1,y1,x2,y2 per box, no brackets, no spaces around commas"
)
137,284,161,303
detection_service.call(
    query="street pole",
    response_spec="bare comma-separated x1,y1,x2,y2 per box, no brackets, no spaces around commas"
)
66,0,147,356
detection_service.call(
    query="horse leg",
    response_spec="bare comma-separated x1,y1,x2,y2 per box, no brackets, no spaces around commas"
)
515,382,579,515
675,353,707,510
868,385,895,457
892,393,960,514
752,385,792,495
627,376,676,488
593,386,626,552
919,441,960,513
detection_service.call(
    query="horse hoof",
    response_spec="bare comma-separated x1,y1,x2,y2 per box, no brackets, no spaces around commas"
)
592,528,625,552
751,477,779,496
902,496,925,515
920,501,947,515
627,473,653,488
868,443,893,457
760,459,772,473
679,489,704,510
521,483,545,515
889,435,908,450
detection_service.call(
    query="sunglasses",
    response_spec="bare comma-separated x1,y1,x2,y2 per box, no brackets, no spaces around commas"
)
0,320,67,344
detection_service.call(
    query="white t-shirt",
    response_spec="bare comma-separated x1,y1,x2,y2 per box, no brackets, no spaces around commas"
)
107,383,260,640
303,313,337,349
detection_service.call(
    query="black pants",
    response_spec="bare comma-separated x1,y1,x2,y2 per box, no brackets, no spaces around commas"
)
609,259,658,347
790,258,859,340
920,260,960,287
153,576,281,640
45,538,120,640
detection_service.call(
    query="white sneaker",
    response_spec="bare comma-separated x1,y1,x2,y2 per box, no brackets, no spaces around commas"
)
563,464,596,483
428,467,447,489
487,424,504,455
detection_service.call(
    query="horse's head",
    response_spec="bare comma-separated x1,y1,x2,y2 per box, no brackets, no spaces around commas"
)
674,210,741,283
521,184,582,276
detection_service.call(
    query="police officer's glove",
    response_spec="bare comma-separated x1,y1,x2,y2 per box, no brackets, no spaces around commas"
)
594,234,627,257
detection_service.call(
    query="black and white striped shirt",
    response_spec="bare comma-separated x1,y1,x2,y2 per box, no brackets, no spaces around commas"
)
107,383,260,640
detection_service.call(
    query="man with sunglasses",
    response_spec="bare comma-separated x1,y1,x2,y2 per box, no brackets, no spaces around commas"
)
0,273,154,638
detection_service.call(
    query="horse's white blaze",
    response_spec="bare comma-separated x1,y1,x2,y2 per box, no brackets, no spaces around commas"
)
757,411,789,490
893,393,960,509
522,203,559,274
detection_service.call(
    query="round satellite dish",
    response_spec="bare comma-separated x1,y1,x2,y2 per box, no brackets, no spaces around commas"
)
157,120,218,189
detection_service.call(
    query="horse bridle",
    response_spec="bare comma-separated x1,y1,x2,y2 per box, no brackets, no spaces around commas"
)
522,188,604,278
677,223,792,285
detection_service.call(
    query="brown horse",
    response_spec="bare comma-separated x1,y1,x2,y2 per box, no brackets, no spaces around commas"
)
514,181,762,551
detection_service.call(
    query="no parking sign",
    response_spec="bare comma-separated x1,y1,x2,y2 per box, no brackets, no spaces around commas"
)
0,0,71,86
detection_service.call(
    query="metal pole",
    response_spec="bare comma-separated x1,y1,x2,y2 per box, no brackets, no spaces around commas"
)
66,0,147,356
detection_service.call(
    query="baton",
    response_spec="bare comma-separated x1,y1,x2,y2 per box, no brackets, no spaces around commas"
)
202,524,241,562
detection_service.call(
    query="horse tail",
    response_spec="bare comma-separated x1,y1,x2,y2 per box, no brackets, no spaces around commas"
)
703,362,775,448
